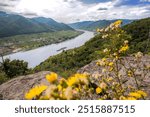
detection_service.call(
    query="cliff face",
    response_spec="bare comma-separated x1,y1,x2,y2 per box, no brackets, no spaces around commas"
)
0,71,50,100
0,55,150,100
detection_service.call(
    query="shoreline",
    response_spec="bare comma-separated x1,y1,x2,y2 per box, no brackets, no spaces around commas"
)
0,30,84,56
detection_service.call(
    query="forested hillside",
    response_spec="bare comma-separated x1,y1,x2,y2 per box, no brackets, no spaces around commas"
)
0,11,74,38
123,18,150,53
34,18,150,77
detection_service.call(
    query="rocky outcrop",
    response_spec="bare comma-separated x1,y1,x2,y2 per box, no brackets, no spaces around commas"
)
0,71,50,100
0,55,150,100
78,55,150,99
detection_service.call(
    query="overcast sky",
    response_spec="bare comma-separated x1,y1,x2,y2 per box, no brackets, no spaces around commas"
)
0,0,150,23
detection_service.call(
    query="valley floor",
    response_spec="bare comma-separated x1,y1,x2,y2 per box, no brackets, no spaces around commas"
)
0,30,83,55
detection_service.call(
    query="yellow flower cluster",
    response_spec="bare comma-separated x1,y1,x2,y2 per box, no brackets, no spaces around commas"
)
96,87,102,94
67,73,88,86
97,20,122,33
127,70,133,77
119,90,147,100
46,72,58,83
25,72,90,100
113,20,122,28
129,90,147,99
119,45,129,53
25,85,48,100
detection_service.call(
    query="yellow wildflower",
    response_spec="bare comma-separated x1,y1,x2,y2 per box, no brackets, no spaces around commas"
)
127,97,137,100
119,45,129,53
57,85,62,91
102,58,106,61
74,73,87,79
25,85,47,100
39,96,49,100
127,70,133,77
137,90,147,97
113,20,122,28
67,76,78,86
96,87,102,94
129,92,142,99
108,62,114,66
46,72,58,83
119,96,126,100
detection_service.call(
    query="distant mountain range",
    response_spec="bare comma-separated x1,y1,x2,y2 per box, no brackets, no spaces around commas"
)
0,11,134,38
68,19,133,31
0,11,74,38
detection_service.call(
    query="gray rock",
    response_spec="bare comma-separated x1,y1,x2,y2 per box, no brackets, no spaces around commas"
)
78,55,150,99
0,71,50,100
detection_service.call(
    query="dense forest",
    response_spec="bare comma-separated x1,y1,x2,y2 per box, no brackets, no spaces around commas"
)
123,18,150,53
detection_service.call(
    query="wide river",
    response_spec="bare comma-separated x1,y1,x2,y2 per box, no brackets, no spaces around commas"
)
1,30,94,68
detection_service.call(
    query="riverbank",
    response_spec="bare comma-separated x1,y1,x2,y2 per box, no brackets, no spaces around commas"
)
0,30,83,55
0,30,94,68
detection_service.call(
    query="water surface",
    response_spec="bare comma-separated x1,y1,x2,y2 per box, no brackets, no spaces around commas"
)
1,30,94,68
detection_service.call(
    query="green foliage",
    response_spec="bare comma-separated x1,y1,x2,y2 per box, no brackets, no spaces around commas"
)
0,12,74,38
123,18,150,53
0,71,7,85
1,59,29,78
34,18,149,78
34,30,131,77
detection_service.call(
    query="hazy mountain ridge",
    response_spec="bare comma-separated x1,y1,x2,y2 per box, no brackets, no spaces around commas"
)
0,11,74,38
31,17,73,31
69,19,133,31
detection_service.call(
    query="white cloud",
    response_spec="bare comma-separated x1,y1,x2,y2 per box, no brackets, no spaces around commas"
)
140,0,150,2
0,0,150,23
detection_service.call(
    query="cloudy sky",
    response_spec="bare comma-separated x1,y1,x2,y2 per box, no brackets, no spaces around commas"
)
0,0,150,23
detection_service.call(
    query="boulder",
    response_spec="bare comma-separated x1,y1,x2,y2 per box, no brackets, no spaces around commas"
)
0,71,50,100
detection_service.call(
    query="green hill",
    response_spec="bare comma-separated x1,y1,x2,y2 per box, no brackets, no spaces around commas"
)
123,17,150,53
0,11,74,38
34,18,150,77
31,17,73,31
69,19,132,31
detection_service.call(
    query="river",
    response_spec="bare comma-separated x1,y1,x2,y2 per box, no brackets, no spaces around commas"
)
1,30,94,68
